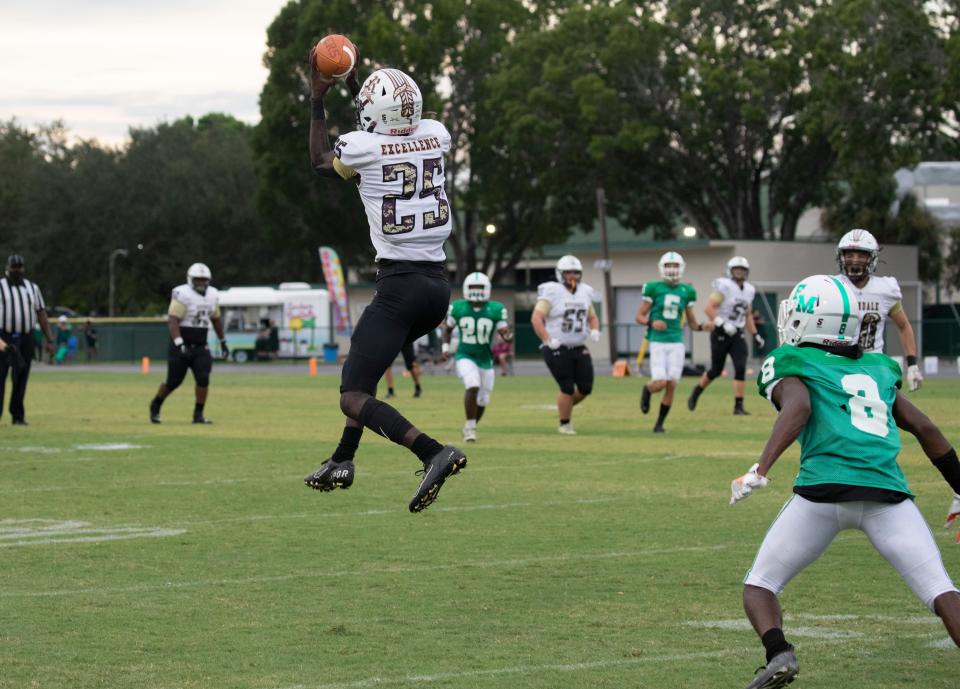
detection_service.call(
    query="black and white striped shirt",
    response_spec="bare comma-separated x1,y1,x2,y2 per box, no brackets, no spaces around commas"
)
0,277,46,334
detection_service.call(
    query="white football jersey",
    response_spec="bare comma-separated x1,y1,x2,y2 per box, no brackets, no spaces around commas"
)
334,119,452,262
537,281,596,347
170,283,220,330
711,277,756,329
835,274,902,352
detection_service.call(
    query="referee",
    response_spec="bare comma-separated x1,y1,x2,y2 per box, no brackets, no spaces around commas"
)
0,255,54,425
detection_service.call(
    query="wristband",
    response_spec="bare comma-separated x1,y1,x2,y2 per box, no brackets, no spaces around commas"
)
441,342,450,354
311,97,326,121
173,336,184,347
933,448,960,495
906,355,918,367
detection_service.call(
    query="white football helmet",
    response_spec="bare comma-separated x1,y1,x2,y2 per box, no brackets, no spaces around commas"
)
726,256,750,279
356,68,423,135
187,262,212,294
658,251,685,284
836,228,879,278
463,271,491,302
555,255,583,284
777,275,861,347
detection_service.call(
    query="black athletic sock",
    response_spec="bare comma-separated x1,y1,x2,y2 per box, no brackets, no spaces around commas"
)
152,396,164,409
656,403,671,427
332,425,363,463
415,384,422,393
735,396,745,410
476,405,486,423
760,628,792,663
411,433,444,464
387,387,395,395
194,403,204,418
358,398,414,445
560,418,571,426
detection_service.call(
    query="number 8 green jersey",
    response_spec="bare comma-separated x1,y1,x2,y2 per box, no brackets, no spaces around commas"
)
447,299,509,368
757,345,909,495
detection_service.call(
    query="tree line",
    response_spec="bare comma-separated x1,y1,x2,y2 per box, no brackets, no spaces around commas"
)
1,0,958,314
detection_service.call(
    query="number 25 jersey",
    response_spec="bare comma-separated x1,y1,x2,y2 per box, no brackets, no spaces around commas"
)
334,119,452,263
757,344,908,495
536,281,596,347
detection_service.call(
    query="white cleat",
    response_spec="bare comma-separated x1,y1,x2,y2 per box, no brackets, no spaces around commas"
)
558,423,577,435
463,427,477,443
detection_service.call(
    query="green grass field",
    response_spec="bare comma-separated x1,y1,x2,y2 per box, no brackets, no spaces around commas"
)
2,370,959,689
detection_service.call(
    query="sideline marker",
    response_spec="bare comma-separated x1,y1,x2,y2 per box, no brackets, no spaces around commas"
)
141,356,150,374
308,357,318,377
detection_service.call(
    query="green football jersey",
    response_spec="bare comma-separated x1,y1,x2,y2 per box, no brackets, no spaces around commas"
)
447,299,508,368
642,281,697,343
757,345,909,495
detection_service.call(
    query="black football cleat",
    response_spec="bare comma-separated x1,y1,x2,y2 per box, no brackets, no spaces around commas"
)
640,386,651,414
149,400,162,424
734,407,751,416
192,415,212,424
409,445,467,513
11,418,28,426
687,385,703,411
653,424,665,434
304,459,355,491
413,386,422,398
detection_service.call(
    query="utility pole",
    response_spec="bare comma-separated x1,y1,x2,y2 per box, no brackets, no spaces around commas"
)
108,248,128,317
595,187,616,362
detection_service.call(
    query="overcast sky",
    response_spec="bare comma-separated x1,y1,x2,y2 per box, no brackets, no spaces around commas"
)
1,0,291,145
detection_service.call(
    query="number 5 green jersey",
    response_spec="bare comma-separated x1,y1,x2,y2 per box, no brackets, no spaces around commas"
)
446,300,509,368
757,345,909,495
641,281,696,343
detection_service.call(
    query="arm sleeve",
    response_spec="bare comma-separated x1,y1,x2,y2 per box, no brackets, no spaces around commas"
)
212,304,221,319
332,157,358,180
445,303,456,328
496,305,509,330
534,299,552,316
168,299,187,319
641,282,655,303
33,282,46,310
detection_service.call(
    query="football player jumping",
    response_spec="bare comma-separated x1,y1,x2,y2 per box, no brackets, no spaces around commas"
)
303,51,465,512
835,228,922,390
531,255,600,435
688,256,764,415
635,251,711,433
149,263,228,424
730,275,960,689
441,272,512,443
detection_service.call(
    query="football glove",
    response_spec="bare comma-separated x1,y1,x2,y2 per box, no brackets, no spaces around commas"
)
589,329,601,343
753,333,765,350
219,339,230,361
546,337,562,350
714,316,737,337
906,364,923,392
730,463,769,505
945,493,960,529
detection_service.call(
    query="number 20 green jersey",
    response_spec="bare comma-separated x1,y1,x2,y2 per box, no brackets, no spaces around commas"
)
446,300,509,368
757,345,909,495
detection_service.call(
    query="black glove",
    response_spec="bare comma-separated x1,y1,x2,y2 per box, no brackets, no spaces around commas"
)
219,339,230,361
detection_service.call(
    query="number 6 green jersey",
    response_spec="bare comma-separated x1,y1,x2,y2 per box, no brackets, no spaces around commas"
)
446,299,509,368
757,345,909,495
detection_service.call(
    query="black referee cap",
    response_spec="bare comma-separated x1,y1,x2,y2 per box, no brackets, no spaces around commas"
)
6,255,25,268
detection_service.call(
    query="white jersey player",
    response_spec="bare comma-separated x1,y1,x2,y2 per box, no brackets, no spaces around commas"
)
834,228,922,391
688,256,764,416
531,255,601,434
305,58,466,513
149,263,228,425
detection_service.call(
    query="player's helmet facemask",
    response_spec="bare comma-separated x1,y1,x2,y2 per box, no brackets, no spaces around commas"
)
462,272,491,303
186,262,212,295
836,228,879,280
